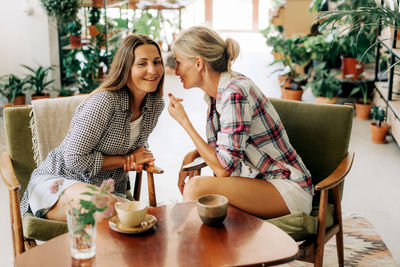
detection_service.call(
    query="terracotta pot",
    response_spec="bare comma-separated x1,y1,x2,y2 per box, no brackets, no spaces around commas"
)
88,25,105,43
315,96,338,104
69,35,81,48
31,94,50,101
355,102,372,120
9,95,26,105
342,57,364,80
370,122,391,144
282,88,303,101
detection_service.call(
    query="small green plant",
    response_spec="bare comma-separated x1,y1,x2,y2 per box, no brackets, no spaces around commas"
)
0,74,27,103
22,64,54,96
370,106,386,127
306,62,341,99
349,78,370,105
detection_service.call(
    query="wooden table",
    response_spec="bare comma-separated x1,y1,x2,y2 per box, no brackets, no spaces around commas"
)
15,202,298,267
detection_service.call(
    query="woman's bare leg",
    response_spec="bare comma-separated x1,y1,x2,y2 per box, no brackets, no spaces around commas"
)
183,176,290,219
45,182,127,222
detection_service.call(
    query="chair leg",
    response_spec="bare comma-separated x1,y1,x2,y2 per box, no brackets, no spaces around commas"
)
133,172,142,201
147,172,157,207
10,189,24,257
315,190,328,267
333,185,344,267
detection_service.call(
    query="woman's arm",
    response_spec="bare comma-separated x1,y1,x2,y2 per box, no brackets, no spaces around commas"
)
168,95,231,177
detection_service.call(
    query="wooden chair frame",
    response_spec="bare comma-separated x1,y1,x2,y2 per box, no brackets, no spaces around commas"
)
183,152,354,267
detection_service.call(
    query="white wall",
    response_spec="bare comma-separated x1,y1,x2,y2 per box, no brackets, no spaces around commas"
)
0,0,60,104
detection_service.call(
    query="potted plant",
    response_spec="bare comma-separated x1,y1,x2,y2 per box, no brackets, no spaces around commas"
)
318,0,378,80
306,62,341,104
269,36,310,100
349,77,372,120
66,19,82,48
0,74,27,105
337,27,376,80
22,64,54,100
40,0,80,28
370,106,391,144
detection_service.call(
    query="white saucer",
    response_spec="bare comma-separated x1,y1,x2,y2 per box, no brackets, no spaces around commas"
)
108,214,157,234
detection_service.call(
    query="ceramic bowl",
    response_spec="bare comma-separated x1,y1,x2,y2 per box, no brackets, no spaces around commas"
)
197,194,229,226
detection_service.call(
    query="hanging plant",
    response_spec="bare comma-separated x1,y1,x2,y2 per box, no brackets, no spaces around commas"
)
40,0,80,28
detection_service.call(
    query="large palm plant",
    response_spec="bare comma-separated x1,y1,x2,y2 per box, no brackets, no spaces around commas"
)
317,0,385,63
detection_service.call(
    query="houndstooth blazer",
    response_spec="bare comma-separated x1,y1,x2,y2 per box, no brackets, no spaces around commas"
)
20,88,165,215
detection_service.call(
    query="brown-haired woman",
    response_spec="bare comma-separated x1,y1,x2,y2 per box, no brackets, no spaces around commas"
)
168,26,313,219
21,34,165,221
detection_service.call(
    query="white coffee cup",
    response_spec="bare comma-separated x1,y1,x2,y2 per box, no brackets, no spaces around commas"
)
115,201,147,228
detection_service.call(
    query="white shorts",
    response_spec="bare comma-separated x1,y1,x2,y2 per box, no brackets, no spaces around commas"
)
28,175,79,218
269,179,313,214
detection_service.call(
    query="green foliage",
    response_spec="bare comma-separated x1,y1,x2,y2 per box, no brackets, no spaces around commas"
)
78,36,104,94
89,7,101,25
0,74,27,102
61,50,81,86
371,106,386,127
317,0,389,64
306,62,341,99
22,64,54,96
113,18,128,29
40,0,80,27
303,33,340,66
336,26,376,63
66,19,82,36
132,11,162,41
269,36,310,86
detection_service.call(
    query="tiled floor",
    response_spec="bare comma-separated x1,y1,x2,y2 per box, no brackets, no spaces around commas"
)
0,32,399,266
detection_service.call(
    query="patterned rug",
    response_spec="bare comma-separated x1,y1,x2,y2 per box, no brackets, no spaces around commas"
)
278,215,398,267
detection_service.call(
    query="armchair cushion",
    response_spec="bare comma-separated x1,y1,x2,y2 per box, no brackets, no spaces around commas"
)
267,204,334,240
22,212,67,241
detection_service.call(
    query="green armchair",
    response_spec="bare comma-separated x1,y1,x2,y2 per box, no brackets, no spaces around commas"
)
0,104,162,258
183,98,354,267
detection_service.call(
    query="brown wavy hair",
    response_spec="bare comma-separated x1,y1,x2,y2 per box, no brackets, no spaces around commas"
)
92,34,164,96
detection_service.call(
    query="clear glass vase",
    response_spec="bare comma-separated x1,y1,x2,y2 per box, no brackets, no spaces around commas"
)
66,209,97,260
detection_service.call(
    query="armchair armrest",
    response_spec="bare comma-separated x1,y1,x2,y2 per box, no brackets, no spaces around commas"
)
182,157,207,172
144,165,164,174
0,151,21,192
314,152,355,192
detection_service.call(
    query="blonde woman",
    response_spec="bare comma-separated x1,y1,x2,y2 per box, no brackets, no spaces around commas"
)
168,26,314,219
21,35,165,221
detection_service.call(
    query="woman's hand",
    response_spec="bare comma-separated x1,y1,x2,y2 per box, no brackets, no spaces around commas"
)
168,93,187,125
123,147,155,172
178,150,199,194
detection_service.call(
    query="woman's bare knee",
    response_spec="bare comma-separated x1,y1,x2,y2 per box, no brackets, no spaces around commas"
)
183,176,214,201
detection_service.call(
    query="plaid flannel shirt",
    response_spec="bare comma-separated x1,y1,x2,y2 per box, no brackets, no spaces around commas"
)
205,72,313,195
